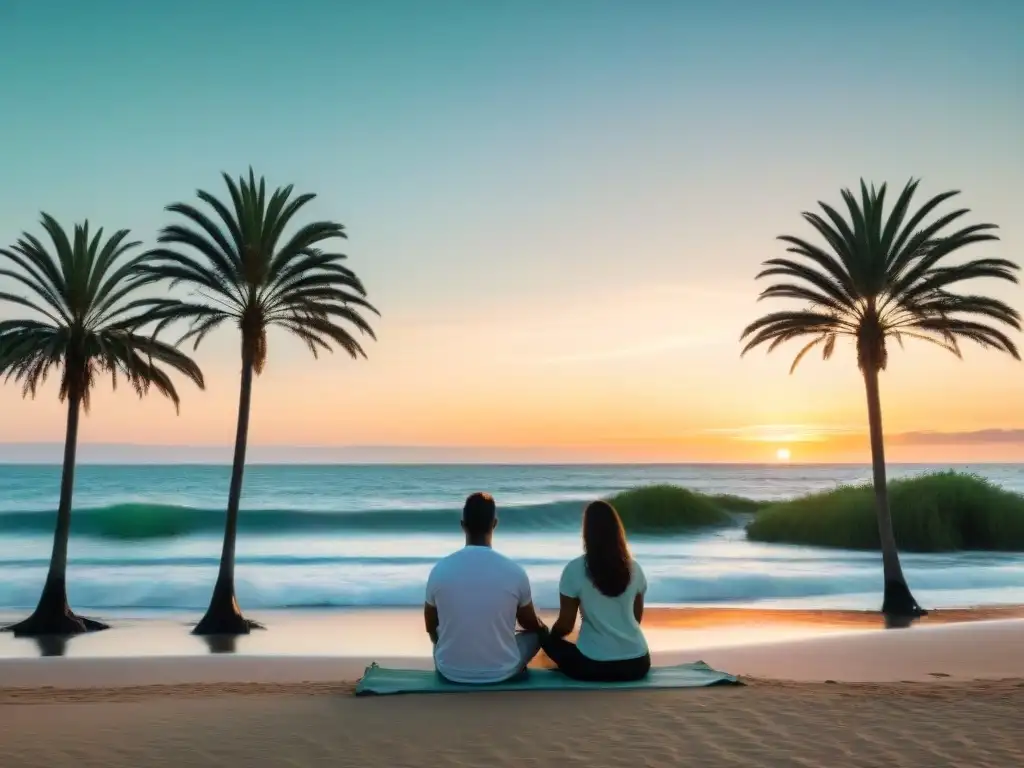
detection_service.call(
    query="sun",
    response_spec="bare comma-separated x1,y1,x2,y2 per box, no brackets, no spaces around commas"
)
775,447,792,462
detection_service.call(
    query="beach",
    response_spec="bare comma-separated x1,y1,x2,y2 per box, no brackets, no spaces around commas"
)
3,0,1024,761
6,680,1024,768
3,612,1024,767
4,464,1024,765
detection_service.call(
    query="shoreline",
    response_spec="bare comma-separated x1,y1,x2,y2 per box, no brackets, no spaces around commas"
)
3,603,1022,661
3,606,1024,692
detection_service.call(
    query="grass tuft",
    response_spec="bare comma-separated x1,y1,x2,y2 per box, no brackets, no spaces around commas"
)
605,485,734,532
705,493,773,514
746,471,1024,552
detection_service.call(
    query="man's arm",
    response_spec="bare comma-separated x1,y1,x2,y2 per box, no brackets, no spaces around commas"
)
515,566,546,633
424,567,439,645
515,601,546,633
424,602,439,645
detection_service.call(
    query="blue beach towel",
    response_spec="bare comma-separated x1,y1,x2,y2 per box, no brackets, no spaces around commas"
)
355,660,741,696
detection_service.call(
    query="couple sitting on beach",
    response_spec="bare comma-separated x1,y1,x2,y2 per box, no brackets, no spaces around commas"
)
425,492,650,684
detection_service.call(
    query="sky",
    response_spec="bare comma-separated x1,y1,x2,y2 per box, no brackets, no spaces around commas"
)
0,0,1022,463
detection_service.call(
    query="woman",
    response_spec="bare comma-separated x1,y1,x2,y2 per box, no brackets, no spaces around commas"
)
543,499,650,681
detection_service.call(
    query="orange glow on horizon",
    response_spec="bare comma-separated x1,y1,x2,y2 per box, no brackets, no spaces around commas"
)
2,275,1024,463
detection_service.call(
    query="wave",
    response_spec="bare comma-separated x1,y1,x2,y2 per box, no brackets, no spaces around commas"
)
3,561,1024,611
0,554,563,569
0,500,597,540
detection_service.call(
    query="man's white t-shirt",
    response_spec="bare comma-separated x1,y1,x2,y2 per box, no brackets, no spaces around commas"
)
559,556,648,661
426,545,532,684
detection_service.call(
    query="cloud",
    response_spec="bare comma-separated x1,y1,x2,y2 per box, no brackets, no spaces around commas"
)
532,333,724,365
891,429,1024,446
697,424,861,442
697,425,1024,447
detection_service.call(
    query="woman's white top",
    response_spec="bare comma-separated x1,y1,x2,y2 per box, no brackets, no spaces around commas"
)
559,556,648,661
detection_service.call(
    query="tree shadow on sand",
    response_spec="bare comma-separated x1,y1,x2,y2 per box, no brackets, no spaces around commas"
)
32,635,70,657
883,613,922,630
200,634,239,654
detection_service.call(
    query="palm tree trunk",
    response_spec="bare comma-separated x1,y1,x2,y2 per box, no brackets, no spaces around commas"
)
3,393,108,636
194,357,263,634
863,366,923,618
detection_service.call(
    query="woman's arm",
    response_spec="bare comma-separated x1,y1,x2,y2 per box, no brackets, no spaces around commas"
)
633,592,644,624
550,593,580,638
633,560,647,623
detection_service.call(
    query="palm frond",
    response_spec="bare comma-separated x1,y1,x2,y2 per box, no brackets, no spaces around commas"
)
134,169,378,373
742,179,1019,373
0,215,205,409
788,334,833,373
0,241,73,323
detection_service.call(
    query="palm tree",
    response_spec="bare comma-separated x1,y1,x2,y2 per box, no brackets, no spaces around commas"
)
0,215,205,637
131,169,378,635
741,179,1020,617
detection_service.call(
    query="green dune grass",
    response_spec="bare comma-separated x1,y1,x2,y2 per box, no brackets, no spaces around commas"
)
605,485,738,532
746,471,1024,552
704,493,773,515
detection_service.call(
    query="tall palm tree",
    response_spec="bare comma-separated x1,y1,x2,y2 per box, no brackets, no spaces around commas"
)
741,180,1020,617
131,169,378,635
0,215,205,637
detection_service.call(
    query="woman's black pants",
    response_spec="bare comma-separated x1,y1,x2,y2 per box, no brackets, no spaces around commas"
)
542,635,651,682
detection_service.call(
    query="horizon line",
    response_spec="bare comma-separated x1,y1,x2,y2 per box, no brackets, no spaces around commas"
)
2,440,1023,466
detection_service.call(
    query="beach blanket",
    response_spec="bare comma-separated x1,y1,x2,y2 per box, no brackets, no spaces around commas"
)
355,660,741,696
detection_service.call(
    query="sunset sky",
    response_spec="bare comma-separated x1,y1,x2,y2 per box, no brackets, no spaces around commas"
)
1,1,1022,463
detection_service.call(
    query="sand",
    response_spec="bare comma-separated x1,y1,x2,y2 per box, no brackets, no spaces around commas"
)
3,613,1024,766
3,679,1024,767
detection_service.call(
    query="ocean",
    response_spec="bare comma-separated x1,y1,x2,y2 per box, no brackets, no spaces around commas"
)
2,463,1024,614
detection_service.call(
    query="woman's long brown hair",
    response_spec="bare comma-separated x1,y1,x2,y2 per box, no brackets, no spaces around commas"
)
582,500,632,597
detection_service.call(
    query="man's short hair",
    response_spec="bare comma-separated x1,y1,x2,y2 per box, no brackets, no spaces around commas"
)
462,492,497,535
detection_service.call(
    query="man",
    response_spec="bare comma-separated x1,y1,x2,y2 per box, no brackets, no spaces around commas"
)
424,491,547,683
